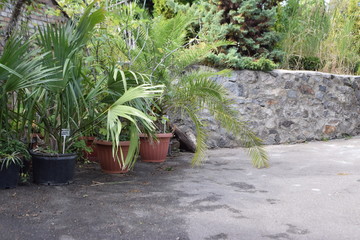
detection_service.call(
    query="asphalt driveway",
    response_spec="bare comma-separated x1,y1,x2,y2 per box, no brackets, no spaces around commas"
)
1,138,360,240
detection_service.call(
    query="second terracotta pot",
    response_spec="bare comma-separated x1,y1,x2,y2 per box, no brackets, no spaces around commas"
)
94,140,130,174
139,133,172,163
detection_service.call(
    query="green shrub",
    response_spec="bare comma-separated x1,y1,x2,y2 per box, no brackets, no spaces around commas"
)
0,130,29,170
153,0,175,18
208,49,277,71
289,55,322,71
354,61,360,75
302,56,322,71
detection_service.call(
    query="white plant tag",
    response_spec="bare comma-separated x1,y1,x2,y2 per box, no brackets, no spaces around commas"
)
61,129,70,154
61,129,70,137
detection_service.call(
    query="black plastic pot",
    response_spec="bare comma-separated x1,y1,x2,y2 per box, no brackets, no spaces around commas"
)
30,151,77,185
0,162,20,189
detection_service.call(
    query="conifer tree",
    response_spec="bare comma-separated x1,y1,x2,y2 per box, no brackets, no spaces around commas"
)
218,0,281,59
219,0,278,58
200,0,282,70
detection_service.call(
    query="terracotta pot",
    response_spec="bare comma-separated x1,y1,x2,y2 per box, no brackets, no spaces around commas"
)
94,140,130,174
139,133,172,163
79,136,98,162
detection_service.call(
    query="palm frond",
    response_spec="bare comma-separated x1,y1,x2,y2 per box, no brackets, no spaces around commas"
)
0,36,60,132
170,70,269,168
105,83,164,168
172,41,230,74
150,14,193,53
184,107,208,165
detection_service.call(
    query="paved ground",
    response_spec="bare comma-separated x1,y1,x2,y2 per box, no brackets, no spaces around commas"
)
1,138,360,240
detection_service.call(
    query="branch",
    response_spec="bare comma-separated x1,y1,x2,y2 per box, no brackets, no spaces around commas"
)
4,0,29,43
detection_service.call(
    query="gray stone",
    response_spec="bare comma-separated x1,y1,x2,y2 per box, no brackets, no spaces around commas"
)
223,82,239,95
227,72,238,82
237,84,245,97
355,90,360,102
284,81,293,89
319,85,327,92
303,110,309,118
235,98,246,104
281,120,295,128
265,119,277,129
259,72,276,84
298,84,315,95
315,92,324,100
309,75,323,83
287,90,298,98
237,70,257,84
171,67,360,148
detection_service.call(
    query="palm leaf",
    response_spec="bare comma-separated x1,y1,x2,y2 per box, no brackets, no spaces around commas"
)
169,70,268,168
105,83,163,168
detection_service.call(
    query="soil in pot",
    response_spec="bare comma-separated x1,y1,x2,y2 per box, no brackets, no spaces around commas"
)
139,133,172,163
30,151,77,185
0,163,20,189
94,140,130,174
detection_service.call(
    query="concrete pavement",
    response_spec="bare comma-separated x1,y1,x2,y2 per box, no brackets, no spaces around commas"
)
1,138,360,240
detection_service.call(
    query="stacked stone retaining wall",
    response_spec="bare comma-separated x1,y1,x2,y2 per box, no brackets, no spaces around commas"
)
172,67,360,148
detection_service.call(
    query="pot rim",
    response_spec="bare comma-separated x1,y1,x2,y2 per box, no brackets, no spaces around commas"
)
139,133,173,138
29,150,78,157
94,139,131,147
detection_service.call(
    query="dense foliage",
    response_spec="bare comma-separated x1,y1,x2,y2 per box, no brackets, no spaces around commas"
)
0,130,29,169
0,0,269,168
277,0,360,74
3,0,359,74
1,0,359,170
96,3,268,167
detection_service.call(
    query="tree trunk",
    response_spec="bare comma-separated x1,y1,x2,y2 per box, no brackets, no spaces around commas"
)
4,0,29,43
172,124,196,153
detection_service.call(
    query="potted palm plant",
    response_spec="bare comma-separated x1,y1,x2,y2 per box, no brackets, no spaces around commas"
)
95,121,134,173
0,29,59,187
28,4,163,182
139,115,173,163
93,66,163,173
103,5,268,167
24,6,106,185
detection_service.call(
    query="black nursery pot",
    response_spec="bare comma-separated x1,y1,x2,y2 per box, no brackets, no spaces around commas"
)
0,163,20,189
30,151,77,185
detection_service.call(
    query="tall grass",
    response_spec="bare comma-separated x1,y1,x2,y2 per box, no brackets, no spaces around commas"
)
278,0,329,69
320,5,359,74
278,0,360,75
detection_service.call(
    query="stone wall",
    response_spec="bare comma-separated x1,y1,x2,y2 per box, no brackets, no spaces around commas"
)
0,0,67,49
173,67,360,148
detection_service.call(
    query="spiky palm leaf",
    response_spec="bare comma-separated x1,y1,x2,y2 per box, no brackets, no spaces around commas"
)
32,3,106,151
168,70,268,168
0,36,59,135
105,83,163,169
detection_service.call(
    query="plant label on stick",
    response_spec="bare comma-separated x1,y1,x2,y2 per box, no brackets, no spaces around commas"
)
162,115,169,133
61,129,70,154
61,129,70,137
